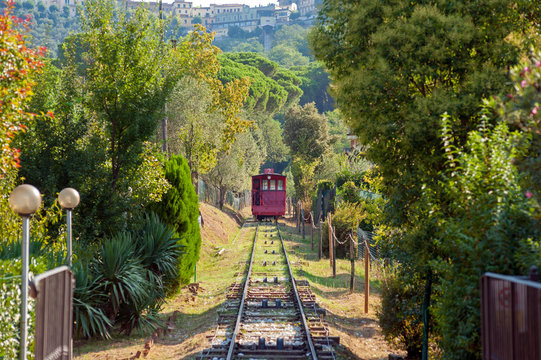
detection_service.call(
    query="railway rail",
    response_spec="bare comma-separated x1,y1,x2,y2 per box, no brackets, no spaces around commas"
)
198,220,338,360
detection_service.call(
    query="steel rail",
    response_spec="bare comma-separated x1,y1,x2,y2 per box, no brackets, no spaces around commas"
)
277,224,319,360
226,221,259,360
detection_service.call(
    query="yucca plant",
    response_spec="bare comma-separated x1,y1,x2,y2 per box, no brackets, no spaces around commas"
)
91,233,147,322
0,238,46,260
117,273,164,335
135,213,183,292
72,260,112,339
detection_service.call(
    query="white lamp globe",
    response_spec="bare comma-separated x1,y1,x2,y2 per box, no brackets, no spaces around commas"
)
58,188,80,210
9,184,42,216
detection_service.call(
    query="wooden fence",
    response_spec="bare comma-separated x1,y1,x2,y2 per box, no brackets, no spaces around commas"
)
481,268,540,360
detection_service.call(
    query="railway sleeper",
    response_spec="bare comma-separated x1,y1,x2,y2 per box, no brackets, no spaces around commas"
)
312,336,340,345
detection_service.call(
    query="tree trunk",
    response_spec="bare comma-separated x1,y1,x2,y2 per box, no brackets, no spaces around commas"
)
421,270,433,360
219,185,225,210
191,170,199,195
111,120,118,191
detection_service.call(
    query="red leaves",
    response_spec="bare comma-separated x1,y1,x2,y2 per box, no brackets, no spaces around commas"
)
0,0,44,175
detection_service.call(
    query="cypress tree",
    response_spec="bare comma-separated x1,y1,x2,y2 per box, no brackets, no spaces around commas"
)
150,155,201,286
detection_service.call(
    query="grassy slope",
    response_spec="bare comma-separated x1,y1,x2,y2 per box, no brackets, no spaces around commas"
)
74,205,403,360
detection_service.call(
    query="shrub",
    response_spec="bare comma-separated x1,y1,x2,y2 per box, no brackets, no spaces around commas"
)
0,257,48,360
91,233,147,326
149,155,201,287
321,202,364,258
72,260,111,339
134,213,183,297
377,268,424,359
72,214,181,338
339,181,360,203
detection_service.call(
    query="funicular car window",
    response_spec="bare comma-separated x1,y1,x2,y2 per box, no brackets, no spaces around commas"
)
262,180,268,190
270,180,276,190
277,179,283,190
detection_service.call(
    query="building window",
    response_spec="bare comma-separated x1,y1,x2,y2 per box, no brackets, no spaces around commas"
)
277,180,283,190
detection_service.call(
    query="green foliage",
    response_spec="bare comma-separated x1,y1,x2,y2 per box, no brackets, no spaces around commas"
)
377,269,424,359
0,0,81,58
284,103,329,161
150,155,201,286
272,24,312,59
92,233,147,322
218,52,302,115
268,43,309,68
291,62,333,113
339,181,360,203
205,130,263,209
72,260,112,339
0,257,48,359
78,0,183,191
311,0,538,355
253,114,289,164
72,214,180,338
498,54,541,219
428,109,539,359
329,202,363,258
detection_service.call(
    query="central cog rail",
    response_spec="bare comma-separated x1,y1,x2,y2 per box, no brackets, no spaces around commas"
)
198,220,337,360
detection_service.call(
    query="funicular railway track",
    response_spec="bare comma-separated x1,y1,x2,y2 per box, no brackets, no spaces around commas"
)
198,220,337,360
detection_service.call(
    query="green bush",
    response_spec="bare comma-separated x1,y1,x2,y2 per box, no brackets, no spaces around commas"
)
0,257,48,360
72,260,111,339
149,155,201,287
72,213,181,338
339,181,360,203
321,202,363,258
377,269,424,359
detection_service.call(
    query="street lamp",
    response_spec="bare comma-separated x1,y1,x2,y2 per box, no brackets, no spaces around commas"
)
9,184,42,360
58,188,80,267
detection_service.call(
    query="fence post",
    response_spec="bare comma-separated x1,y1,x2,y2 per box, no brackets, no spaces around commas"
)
310,212,314,251
295,203,299,231
350,234,355,293
318,218,322,260
328,214,333,268
332,234,336,278
364,236,369,313
301,208,305,240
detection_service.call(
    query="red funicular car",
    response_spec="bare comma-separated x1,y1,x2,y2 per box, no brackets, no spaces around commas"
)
251,169,286,221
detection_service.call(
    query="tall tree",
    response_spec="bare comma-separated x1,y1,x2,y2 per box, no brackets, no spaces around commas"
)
283,102,329,161
311,0,538,357
283,103,331,202
204,131,262,209
76,0,183,191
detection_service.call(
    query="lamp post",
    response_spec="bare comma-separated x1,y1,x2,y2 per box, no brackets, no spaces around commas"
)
9,184,42,360
58,188,80,267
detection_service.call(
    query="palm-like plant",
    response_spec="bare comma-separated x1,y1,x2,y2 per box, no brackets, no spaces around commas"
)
91,233,147,321
72,261,112,339
135,213,183,292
